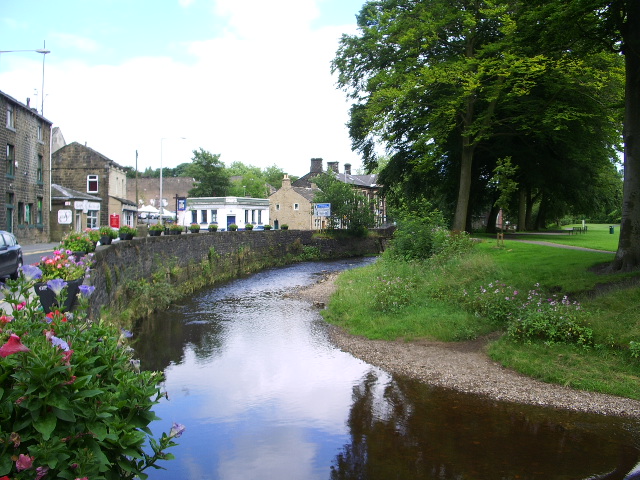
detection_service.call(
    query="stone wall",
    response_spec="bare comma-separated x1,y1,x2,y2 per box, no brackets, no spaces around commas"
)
88,230,385,317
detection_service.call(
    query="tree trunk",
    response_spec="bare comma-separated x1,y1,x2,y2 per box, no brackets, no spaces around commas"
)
611,1,640,272
453,137,474,232
517,188,527,232
486,203,500,234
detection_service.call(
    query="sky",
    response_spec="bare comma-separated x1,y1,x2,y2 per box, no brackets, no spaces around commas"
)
0,0,366,177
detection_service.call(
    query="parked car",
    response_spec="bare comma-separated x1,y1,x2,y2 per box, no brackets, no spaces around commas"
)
0,231,23,280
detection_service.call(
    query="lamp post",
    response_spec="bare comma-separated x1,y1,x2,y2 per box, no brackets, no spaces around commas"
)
0,42,50,115
159,137,186,222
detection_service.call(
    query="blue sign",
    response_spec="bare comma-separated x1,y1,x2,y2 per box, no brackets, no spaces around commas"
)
314,203,331,217
177,198,187,211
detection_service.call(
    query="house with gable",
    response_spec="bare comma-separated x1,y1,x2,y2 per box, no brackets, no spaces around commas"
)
269,158,386,230
52,141,137,230
0,90,52,245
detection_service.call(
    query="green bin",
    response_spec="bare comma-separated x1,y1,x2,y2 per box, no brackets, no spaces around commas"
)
609,226,614,234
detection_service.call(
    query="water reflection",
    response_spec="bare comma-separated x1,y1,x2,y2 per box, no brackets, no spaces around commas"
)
133,259,640,480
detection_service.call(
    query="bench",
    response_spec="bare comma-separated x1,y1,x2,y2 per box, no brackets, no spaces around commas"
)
565,226,587,235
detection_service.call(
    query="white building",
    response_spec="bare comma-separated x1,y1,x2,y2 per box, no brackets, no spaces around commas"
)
177,197,270,230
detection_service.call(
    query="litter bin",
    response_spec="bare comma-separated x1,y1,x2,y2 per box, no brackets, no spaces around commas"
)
609,226,614,234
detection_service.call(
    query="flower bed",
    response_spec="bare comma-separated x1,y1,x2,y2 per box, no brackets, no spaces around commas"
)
0,267,183,478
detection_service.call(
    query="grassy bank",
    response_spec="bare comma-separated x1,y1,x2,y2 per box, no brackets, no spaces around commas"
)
322,224,640,400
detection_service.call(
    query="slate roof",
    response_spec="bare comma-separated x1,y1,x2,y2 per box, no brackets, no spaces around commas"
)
51,184,102,201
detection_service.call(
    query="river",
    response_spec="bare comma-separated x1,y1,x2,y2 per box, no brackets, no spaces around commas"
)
133,258,640,480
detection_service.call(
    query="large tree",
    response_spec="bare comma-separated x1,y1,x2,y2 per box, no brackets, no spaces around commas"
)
185,149,230,197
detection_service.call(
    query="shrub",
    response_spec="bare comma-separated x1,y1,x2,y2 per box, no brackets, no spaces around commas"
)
118,225,137,235
169,224,183,232
189,223,200,232
149,223,164,232
245,224,254,230
208,224,218,232
370,274,414,313
228,224,238,231
263,225,272,230
281,224,289,230
60,231,95,253
99,226,119,239
387,211,446,261
0,270,182,479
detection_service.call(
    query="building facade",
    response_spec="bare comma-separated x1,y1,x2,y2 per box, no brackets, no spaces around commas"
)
52,142,137,230
0,91,52,245
177,197,270,230
50,184,102,242
269,175,320,230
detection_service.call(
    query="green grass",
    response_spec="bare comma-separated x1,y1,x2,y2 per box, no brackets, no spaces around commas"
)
323,226,640,400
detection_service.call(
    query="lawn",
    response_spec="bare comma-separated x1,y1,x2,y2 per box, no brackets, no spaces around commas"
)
323,225,640,400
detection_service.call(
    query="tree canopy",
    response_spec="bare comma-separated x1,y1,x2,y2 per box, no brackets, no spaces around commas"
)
185,149,230,197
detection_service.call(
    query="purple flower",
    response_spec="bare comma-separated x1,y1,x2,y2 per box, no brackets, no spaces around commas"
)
50,336,70,351
46,278,68,296
120,328,133,338
169,422,186,438
78,284,95,297
20,264,43,282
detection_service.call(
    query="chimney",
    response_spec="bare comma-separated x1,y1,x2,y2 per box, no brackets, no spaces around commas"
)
310,158,323,173
344,163,352,175
327,161,339,173
281,174,291,189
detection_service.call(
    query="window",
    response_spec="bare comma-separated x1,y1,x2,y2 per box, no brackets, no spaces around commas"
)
18,202,24,225
244,210,249,224
210,209,217,223
36,197,43,224
37,155,43,183
87,210,99,229
87,175,99,193
25,204,32,225
191,210,198,224
37,122,43,141
6,104,15,129
200,210,207,224
5,192,14,232
276,204,280,211
6,145,15,177
258,210,262,224
294,203,299,210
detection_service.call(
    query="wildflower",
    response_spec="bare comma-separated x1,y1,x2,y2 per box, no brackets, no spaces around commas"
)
130,359,141,373
0,314,12,324
120,328,133,338
9,432,21,447
169,422,186,439
35,466,49,480
15,301,26,311
50,336,70,352
20,264,43,282
61,349,74,365
63,375,77,385
78,284,95,297
46,278,68,296
15,453,34,471
0,334,31,357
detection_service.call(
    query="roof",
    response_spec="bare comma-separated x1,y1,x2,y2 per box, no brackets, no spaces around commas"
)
51,184,102,201
54,141,127,171
292,170,379,189
110,195,137,207
0,90,53,124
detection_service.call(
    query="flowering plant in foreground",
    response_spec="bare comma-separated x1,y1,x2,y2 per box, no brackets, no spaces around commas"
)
37,250,94,282
0,267,183,479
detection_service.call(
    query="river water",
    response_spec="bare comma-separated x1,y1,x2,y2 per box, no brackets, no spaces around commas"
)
133,258,640,480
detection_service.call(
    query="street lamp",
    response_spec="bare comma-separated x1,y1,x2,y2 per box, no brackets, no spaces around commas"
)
0,42,51,115
160,137,186,221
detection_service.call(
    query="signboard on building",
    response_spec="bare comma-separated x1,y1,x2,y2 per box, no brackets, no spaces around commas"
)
74,200,101,213
177,197,187,211
313,203,331,217
58,210,72,224
110,214,120,229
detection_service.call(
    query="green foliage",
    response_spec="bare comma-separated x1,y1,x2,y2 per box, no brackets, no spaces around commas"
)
38,250,94,282
186,149,230,197
0,272,182,479
118,225,137,235
189,223,200,232
370,274,414,313
99,226,119,239
207,224,218,232
228,224,238,231
313,173,375,236
149,223,164,232
61,231,96,253
244,224,254,230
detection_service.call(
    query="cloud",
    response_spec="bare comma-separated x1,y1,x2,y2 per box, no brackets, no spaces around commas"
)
49,32,99,53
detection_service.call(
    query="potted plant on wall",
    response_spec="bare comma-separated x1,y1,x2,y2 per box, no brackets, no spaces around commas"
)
263,225,272,230
99,226,118,245
281,224,289,230
189,223,201,233
61,231,96,256
33,250,94,313
149,223,164,236
228,224,238,231
244,224,254,231
208,223,218,232
118,225,137,240
169,224,184,235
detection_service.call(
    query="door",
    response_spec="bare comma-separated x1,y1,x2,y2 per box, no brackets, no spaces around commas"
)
226,215,236,230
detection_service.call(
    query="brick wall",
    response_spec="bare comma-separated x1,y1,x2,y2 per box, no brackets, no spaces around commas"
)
88,230,385,317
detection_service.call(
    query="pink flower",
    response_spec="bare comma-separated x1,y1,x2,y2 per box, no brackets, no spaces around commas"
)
14,301,27,311
0,334,31,357
0,314,12,324
15,453,34,471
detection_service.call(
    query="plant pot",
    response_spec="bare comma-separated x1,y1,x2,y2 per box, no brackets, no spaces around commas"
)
100,235,113,245
34,277,84,314
190,230,199,234
119,233,134,240
149,230,162,237
71,251,87,259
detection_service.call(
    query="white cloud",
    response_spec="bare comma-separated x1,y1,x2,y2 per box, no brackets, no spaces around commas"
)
49,32,99,53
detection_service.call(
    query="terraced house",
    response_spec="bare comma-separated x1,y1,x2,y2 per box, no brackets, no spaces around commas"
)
0,90,52,245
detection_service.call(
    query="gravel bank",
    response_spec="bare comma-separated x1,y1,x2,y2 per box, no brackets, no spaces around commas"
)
296,272,640,419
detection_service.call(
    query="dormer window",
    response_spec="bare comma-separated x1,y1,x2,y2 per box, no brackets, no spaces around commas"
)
87,174,99,193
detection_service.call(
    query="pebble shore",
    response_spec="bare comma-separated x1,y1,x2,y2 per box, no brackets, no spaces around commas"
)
297,272,640,419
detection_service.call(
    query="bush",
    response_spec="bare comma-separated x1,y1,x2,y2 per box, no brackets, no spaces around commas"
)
281,224,289,230
208,224,218,232
169,224,183,232
0,270,182,479
118,225,137,235
244,224,254,230
60,231,96,253
387,211,446,261
263,225,272,230
189,223,200,232
149,223,164,232
228,224,238,231
99,226,119,239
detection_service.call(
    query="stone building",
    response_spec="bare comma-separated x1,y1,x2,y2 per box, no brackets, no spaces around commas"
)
52,142,137,229
0,91,52,245
126,176,195,212
270,158,386,230
50,184,102,242
177,196,270,230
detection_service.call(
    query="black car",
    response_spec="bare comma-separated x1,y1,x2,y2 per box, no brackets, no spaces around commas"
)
0,231,23,280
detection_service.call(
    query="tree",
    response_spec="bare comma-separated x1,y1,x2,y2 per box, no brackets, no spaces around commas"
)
313,174,375,236
185,149,230,197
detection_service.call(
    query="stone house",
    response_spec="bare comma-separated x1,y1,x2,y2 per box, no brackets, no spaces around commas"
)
50,184,102,242
269,158,386,230
52,142,137,229
0,90,52,245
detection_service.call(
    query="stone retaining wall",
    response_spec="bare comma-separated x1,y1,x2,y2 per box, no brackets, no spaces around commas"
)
88,230,386,317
